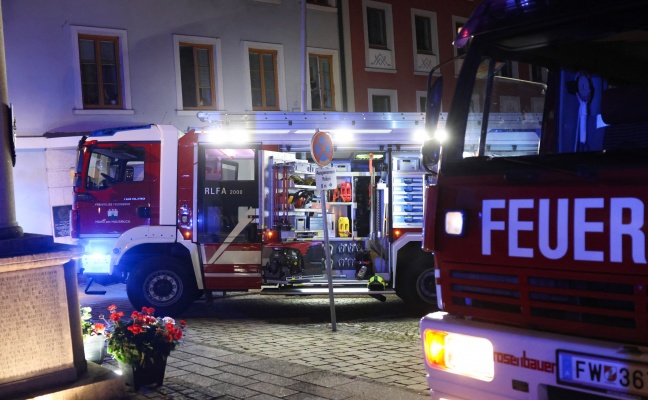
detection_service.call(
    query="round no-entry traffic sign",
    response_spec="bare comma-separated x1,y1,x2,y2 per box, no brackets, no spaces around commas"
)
311,131,334,167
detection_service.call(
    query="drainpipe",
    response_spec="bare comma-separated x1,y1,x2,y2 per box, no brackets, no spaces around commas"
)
301,0,307,112
337,0,348,111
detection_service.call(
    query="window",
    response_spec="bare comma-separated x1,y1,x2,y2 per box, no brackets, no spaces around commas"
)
367,8,387,49
179,43,215,109
78,34,121,108
199,147,259,244
249,48,279,110
417,91,427,113
363,1,395,71
368,89,398,112
373,96,391,112
72,26,132,114
415,16,433,54
173,35,223,115
243,41,286,111
85,146,145,190
309,54,334,111
412,10,439,74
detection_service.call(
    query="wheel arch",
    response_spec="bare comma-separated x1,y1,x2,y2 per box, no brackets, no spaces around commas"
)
392,232,434,287
112,225,202,289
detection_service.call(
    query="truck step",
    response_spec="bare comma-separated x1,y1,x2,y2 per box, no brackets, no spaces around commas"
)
259,286,396,296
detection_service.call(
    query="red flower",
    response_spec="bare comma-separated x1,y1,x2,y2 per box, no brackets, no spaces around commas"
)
142,307,155,315
173,329,183,340
127,324,144,335
108,304,117,312
179,320,186,327
93,323,106,334
110,311,124,322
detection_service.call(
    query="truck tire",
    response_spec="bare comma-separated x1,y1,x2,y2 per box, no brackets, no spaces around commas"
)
126,257,197,317
396,253,438,310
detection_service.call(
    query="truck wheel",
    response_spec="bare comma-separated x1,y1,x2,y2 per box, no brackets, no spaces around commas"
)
126,257,197,317
396,253,438,310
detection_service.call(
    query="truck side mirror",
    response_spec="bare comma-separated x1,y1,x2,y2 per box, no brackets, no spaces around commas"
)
422,76,443,173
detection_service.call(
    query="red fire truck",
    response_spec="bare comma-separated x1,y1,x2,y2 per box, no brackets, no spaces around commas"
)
420,0,648,399
71,113,436,315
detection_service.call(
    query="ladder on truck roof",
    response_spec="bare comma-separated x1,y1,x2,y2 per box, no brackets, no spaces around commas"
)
194,111,428,149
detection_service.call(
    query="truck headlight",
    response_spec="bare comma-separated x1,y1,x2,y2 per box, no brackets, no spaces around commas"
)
423,329,494,381
81,253,112,274
444,211,465,236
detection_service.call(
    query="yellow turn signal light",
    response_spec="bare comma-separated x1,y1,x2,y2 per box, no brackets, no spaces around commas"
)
422,329,494,382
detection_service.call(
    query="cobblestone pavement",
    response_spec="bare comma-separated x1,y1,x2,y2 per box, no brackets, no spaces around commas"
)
79,282,432,399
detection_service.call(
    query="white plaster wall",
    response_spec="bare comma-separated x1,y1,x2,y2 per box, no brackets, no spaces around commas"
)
3,0,341,137
5,0,341,240
13,150,51,236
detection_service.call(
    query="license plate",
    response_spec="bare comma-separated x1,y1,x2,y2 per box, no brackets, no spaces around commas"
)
557,350,648,398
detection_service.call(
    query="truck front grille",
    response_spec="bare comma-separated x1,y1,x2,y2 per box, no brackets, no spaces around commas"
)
441,263,648,344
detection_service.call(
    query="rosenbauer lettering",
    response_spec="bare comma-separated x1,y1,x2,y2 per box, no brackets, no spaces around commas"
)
481,197,646,263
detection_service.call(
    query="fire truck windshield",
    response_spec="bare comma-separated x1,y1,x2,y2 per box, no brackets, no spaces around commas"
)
84,146,145,190
461,56,546,159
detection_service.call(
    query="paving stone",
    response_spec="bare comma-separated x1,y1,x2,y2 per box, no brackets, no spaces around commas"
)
335,380,428,400
286,382,353,400
247,382,299,398
182,344,235,358
284,393,328,400
181,363,222,376
175,373,224,388
294,371,356,388
219,364,264,377
242,358,318,378
165,369,192,378
217,352,263,364
210,382,261,398
192,357,229,368
247,394,283,400
250,372,298,387
212,371,259,386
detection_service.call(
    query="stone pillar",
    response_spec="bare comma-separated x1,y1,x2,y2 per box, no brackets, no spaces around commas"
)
0,243,84,398
0,1,23,240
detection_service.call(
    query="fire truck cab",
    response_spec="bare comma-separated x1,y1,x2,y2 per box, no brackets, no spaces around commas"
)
420,0,648,399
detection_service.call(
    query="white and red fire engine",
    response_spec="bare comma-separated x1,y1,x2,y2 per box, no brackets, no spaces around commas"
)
420,0,648,399
72,112,437,315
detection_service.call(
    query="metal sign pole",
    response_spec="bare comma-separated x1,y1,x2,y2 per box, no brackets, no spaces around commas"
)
320,190,337,332
311,131,336,332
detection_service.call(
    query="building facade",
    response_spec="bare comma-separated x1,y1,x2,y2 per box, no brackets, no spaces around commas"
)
346,0,477,113
5,0,478,240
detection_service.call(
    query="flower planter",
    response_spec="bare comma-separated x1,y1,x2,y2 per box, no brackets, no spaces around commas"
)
117,356,167,390
83,335,107,364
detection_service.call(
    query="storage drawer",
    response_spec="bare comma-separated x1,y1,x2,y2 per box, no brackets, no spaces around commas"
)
394,176,423,185
393,193,423,203
394,215,423,225
393,204,423,213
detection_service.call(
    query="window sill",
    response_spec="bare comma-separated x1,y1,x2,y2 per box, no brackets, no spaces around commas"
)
74,109,135,115
365,67,397,74
308,4,337,12
414,70,441,76
177,110,221,117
